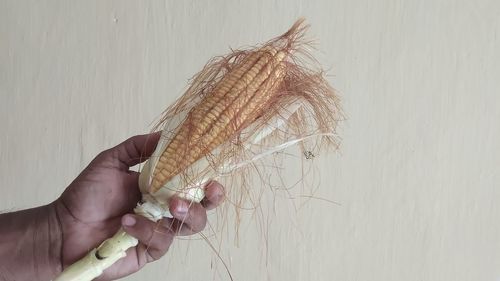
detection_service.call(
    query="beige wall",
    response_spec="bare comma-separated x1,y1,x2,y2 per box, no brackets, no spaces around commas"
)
1,1,499,280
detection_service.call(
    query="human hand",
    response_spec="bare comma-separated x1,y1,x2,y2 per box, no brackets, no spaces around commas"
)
53,132,225,280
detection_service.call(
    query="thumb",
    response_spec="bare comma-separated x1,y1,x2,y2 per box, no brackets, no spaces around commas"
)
96,132,162,171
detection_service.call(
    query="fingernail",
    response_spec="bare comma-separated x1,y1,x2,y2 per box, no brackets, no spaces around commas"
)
175,201,189,216
122,215,136,226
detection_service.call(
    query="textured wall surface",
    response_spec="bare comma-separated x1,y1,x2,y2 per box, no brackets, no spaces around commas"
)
1,1,499,281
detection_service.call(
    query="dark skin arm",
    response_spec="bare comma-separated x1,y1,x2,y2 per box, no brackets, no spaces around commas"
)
0,133,225,281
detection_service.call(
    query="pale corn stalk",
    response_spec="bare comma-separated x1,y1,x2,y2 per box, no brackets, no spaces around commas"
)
54,18,342,281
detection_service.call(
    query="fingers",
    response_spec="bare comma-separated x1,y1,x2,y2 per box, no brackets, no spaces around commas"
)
121,214,174,262
201,181,225,210
122,181,225,264
99,132,162,170
165,181,226,235
167,198,207,235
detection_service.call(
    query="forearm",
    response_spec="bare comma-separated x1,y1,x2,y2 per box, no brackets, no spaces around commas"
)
0,204,62,281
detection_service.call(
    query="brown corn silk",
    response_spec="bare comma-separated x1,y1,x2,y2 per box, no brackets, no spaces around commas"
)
150,19,341,194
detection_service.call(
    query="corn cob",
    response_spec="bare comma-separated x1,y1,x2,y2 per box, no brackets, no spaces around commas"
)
151,47,288,192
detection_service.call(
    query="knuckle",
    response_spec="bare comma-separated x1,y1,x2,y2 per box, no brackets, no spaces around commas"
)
147,230,173,260
94,149,111,162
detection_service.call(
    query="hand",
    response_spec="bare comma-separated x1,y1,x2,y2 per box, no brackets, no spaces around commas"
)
54,133,225,280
